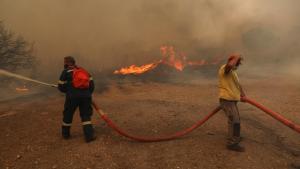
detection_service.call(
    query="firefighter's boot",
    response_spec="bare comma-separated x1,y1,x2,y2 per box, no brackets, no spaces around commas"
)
62,126,71,139
82,122,96,143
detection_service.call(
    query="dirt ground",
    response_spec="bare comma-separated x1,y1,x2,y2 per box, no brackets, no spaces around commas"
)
1,75,300,169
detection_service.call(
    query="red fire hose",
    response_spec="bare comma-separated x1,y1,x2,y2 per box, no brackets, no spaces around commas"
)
241,97,300,133
92,97,300,142
3,69,298,140
92,102,221,142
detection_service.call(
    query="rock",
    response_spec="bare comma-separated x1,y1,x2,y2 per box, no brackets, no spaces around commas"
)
16,154,22,159
206,131,214,135
279,135,286,139
291,161,300,169
151,129,158,133
26,145,31,151
52,165,57,169
41,112,49,115
291,150,300,157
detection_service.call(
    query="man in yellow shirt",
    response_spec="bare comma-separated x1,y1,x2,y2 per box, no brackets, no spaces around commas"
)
218,54,245,152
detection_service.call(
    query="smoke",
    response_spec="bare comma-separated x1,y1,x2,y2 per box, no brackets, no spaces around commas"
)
0,0,300,78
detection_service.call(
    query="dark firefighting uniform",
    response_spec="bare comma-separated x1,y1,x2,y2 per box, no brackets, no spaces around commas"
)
58,67,95,141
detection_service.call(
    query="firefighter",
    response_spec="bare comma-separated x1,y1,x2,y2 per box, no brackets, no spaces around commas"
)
218,54,246,152
57,56,96,143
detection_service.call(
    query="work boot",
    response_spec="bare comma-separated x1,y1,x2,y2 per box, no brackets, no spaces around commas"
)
86,136,97,143
62,126,71,139
83,124,96,143
226,144,245,152
226,123,245,152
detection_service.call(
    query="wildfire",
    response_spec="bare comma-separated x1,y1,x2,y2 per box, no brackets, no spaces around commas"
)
188,60,207,66
16,86,29,92
114,45,222,75
113,63,159,75
160,45,186,71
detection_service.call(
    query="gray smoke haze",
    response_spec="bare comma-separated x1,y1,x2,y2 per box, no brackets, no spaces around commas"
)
1,0,300,78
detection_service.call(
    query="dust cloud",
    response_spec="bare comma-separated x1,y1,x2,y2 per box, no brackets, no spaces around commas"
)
0,0,300,78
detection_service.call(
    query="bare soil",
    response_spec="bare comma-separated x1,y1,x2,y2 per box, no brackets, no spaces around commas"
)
1,76,300,169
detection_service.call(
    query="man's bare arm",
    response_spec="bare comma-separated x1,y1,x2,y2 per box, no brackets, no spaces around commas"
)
239,84,246,97
224,56,240,74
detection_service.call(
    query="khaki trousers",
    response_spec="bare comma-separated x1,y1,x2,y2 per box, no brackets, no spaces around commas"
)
220,99,241,145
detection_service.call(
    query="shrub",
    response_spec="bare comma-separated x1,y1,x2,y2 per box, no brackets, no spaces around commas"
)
0,21,35,72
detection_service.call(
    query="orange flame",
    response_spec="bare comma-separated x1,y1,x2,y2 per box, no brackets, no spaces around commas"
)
113,63,158,75
113,45,223,75
16,86,29,92
187,60,207,66
160,45,186,71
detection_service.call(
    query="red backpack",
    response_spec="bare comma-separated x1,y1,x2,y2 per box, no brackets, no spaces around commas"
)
72,67,90,89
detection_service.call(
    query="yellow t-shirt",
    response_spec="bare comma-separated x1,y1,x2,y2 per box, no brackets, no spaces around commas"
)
218,64,241,101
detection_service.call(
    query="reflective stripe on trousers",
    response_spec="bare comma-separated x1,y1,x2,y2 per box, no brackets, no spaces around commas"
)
62,122,72,126
82,121,92,125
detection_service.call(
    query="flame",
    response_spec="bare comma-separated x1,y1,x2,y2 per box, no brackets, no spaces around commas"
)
114,63,158,75
210,56,223,65
160,45,186,71
113,45,223,75
16,86,29,92
188,60,207,66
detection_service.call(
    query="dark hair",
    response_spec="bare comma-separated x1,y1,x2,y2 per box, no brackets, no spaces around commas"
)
64,56,76,65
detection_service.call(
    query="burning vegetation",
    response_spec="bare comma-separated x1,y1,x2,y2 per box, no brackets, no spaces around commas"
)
15,86,29,92
114,45,224,76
